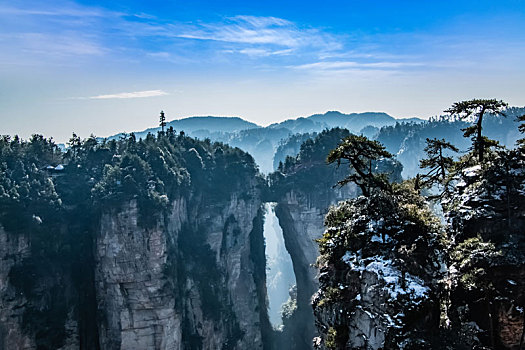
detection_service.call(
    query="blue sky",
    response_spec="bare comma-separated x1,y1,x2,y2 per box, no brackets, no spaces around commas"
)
1,0,525,142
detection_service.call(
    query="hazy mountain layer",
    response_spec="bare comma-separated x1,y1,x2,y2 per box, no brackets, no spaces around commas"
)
107,111,422,173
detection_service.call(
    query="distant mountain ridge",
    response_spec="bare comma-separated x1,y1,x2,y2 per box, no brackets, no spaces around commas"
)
110,116,261,140
107,111,424,173
111,111,422,139
310,111,423,131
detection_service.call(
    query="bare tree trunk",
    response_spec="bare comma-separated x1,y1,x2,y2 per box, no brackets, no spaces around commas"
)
478,118,484,163
478,108,486,163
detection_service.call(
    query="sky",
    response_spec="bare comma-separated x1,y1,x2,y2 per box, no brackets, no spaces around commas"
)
1,0,525,142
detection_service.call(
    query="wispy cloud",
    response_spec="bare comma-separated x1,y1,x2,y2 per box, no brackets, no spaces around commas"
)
293,60,424,71
238,48,293,57
9,1,509,74
89,90,168,99
171,15,341,52
19,32,105,56
0,2,121,65
233,15,293,28
0,3,343,66
0,4,117,18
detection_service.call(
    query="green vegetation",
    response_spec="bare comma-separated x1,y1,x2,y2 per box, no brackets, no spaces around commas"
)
0,135,62,233
269,128,403,201
315,100,525,349
450,236,501,291
159,110,166,133
269,128,352,201
418,138,458,195
375,107,524,177
327,134,393,196
444,99,508,163
0,130,262,349
272,132,317,170
280,285,298,323
324,326,348,350
317,179,443,271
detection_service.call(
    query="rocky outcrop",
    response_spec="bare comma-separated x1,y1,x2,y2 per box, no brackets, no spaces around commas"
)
95,199,183,350
274,180,356,349
1,191,269,350
269,129,404,349
276,186,355,281
312,148,525,349
313,190,444,350
176,190,270,350
0,133,272,349
0,226,33,350
95,187,269,350
445,151,525,350
0,224,88,350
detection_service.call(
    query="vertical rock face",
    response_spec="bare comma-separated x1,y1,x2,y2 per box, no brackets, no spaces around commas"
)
277,186,356,282
182,192,268,350
0,133,271,349
0,225,85,350
0,226,34,350
95,199,183,350
0,189,269,350
274,181,357,350
94,188,269,350
2,230,90,350
313,267,396,349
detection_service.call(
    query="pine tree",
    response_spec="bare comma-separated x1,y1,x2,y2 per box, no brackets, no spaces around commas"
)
159,110,166,133
419,138,458,194
444,99,507,163
327,134,393,196
66,133,82,161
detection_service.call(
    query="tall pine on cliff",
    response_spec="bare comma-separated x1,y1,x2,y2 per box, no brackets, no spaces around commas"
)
439,104,525,349
313,135,446,350
313,101,525,350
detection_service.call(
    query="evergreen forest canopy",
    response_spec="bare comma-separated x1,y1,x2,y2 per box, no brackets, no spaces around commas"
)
108,111,426,174
9,101,521,225
0,130,261,231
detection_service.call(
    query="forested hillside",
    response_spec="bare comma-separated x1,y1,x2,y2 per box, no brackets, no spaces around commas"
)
0,130,271,349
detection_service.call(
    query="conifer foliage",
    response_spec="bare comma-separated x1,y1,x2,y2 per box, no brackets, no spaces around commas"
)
419,138,458,195
327,135,393,196
445,99,507,163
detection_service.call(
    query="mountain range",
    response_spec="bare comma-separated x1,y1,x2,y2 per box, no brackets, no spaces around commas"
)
114,111,423,138
109,111,425,173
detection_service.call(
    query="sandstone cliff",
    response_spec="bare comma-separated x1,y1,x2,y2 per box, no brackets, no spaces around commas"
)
0,133,271,350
